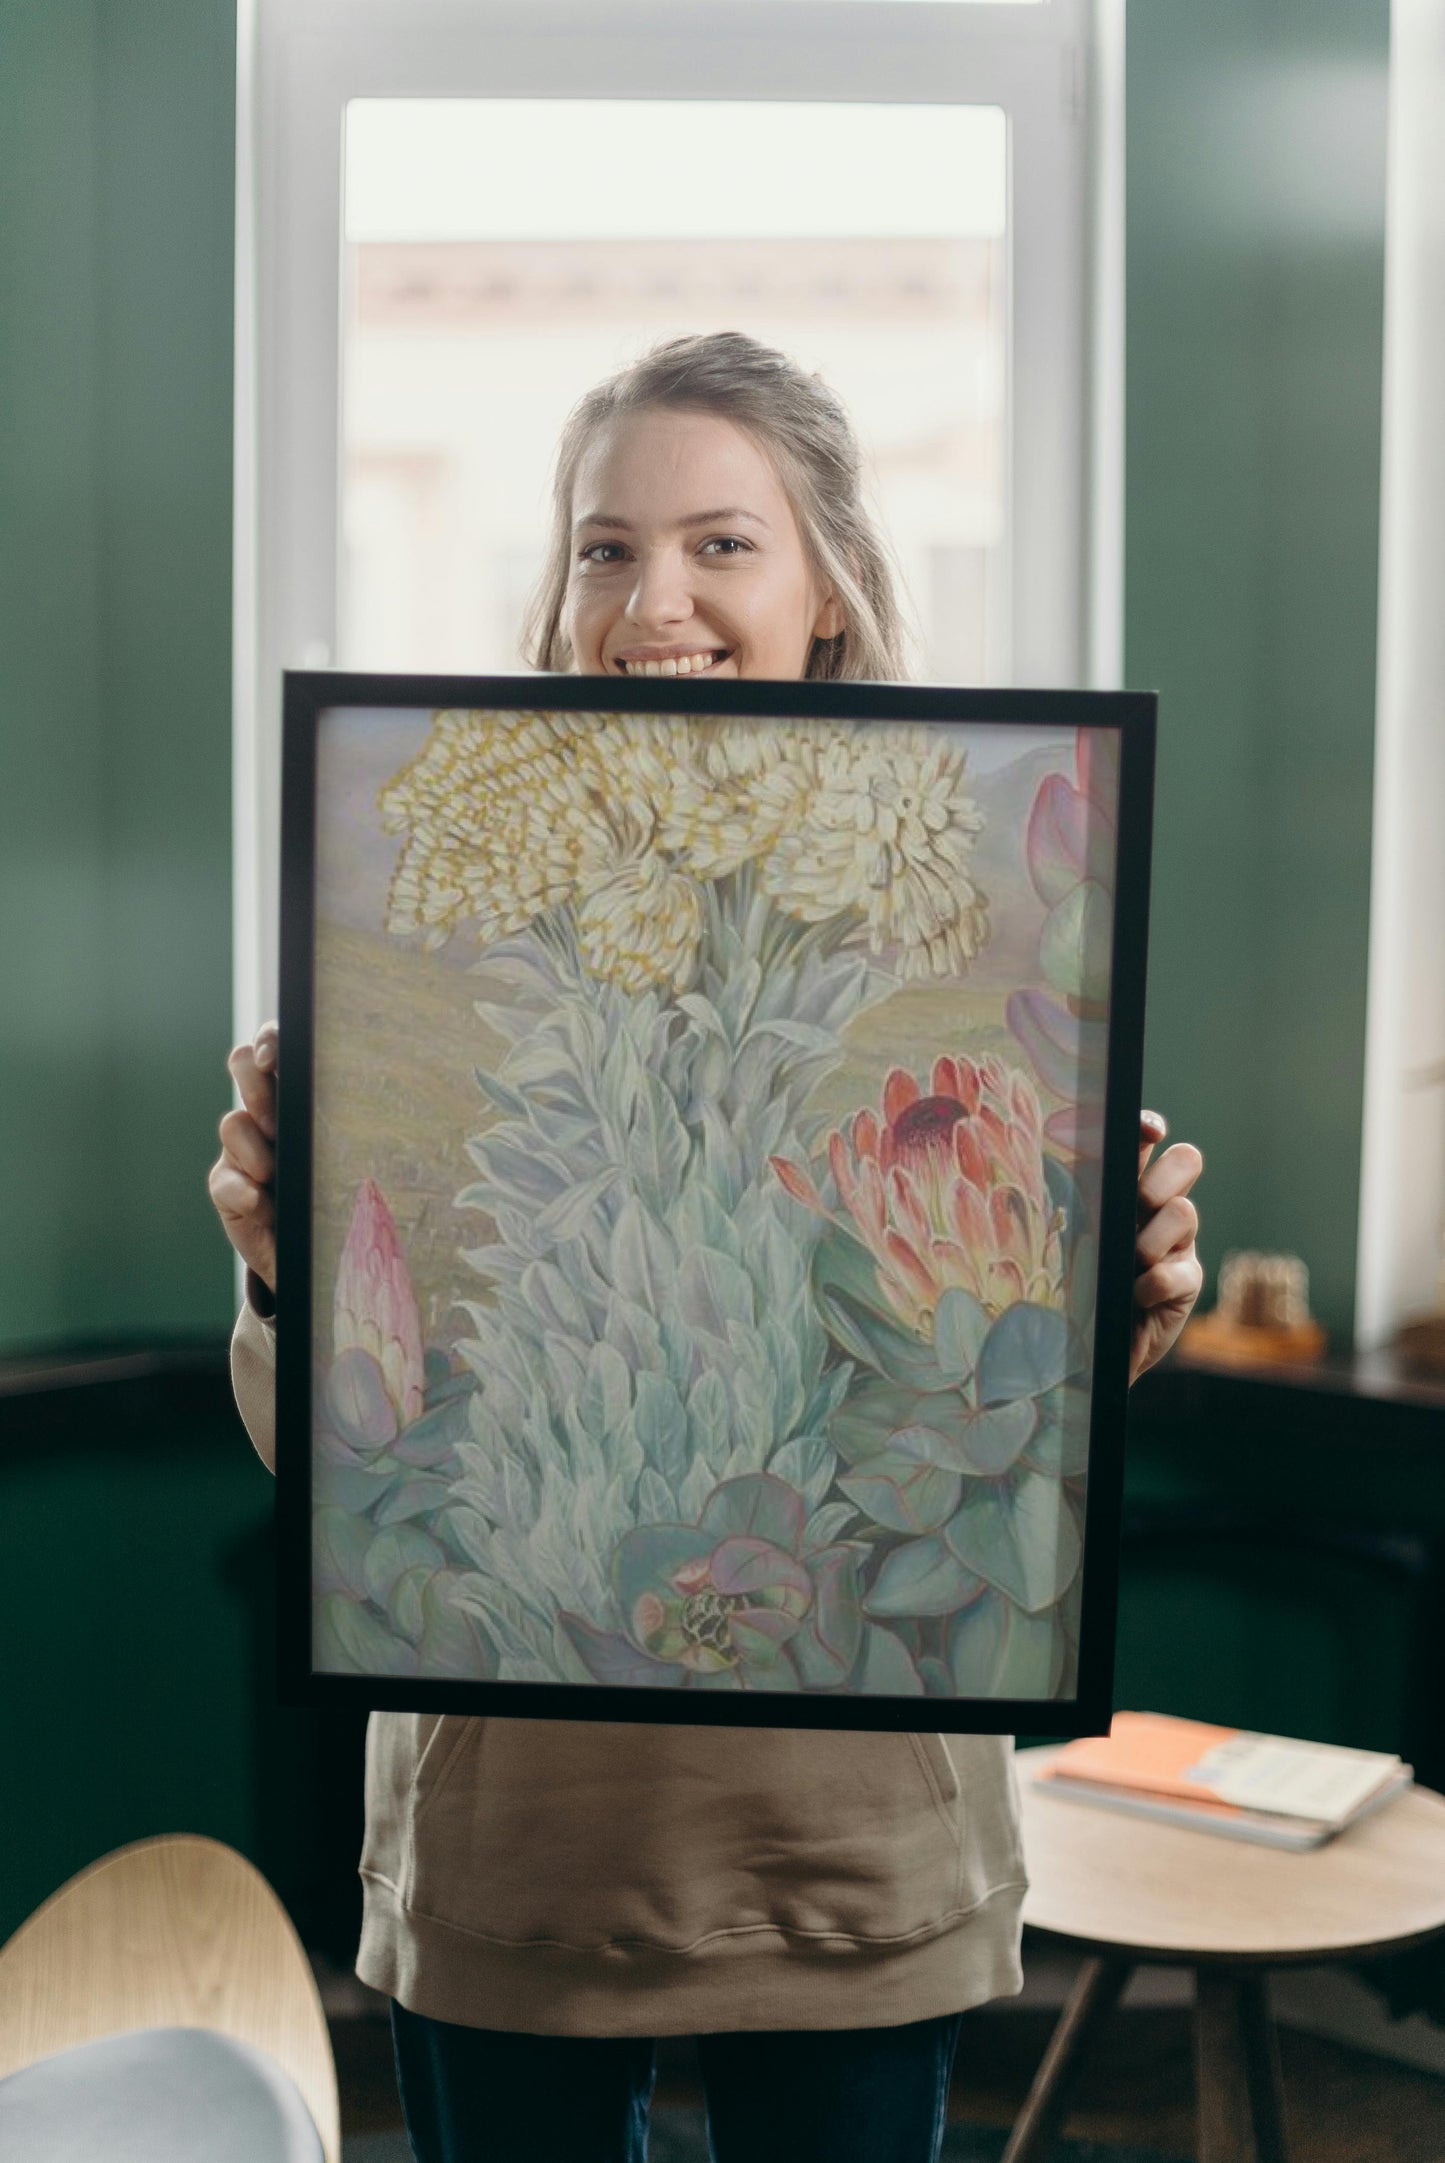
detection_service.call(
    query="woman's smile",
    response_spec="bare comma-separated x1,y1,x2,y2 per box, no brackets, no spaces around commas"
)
613,645,734,678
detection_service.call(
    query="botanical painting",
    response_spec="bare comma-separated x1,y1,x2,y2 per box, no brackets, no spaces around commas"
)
308,706,1119,1704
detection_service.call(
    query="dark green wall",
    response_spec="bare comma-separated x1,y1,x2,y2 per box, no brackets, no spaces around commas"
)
0,0,236,1354
1128,0,1390,1339
1,1399,271,1943
0,1385,369,1956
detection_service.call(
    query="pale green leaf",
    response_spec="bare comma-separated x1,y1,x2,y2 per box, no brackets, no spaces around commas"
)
864,1534,985,1618
976,1302,1079,1405
388,1563,432,1645
803,1501,859,1553
766,1432,835,1512
839,1456,962,1535
374,1475,455,1527
677,1245,755,1343
943,1470,1082,1612
629,1073,692,1210
855,1621,925,1696
472,1066,531,1120
313,1507,372,1599
932,1288,991,1383
362,1524,446,1607
699,1473,806,1552
1021,1385,1093,1477
577,1341,632,1442
314,1593,418,1676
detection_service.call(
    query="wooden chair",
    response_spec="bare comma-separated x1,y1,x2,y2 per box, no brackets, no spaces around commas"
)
0,1833,340,2163
1006,1744,1445,2163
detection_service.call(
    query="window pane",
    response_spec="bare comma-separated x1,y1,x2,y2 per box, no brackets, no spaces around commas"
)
341,99,1008,682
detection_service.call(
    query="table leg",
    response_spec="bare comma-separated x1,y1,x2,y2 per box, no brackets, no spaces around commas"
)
1238,1972,1289,2163
1195,1968,1289,2163
1000,1955,1131,2163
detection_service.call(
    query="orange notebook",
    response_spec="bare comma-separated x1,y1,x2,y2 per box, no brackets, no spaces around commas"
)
1041,1711,1404,1827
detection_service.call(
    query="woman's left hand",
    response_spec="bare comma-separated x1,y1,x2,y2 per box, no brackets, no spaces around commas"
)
1130,1113,1204,1383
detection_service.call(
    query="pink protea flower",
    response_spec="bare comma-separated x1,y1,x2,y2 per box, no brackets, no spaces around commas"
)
772,1055,1065,1337
334,1178,426,1427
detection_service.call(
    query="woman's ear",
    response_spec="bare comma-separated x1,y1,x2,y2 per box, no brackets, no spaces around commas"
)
812,592,845,641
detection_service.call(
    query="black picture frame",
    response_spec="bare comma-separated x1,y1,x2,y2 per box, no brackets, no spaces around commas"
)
277,672,1155,1734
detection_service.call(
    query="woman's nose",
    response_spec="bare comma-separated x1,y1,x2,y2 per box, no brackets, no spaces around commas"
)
625,547,693,631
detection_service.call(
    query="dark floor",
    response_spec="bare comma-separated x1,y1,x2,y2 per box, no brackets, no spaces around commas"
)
332,1998,1445,2162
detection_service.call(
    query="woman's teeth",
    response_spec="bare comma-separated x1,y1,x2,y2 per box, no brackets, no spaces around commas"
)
621,651,725,677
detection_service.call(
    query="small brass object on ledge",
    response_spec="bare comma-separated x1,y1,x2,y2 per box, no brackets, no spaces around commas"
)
1179,1249,1328,1368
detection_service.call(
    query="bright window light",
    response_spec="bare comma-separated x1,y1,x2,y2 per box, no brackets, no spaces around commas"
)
340,98,1009,685
345,100,1007,243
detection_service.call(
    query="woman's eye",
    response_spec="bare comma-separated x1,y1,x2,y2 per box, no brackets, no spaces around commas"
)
579,541,627,565
700,536,751,558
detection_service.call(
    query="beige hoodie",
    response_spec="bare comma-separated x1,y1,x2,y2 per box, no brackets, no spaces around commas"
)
233,1296,1027,2035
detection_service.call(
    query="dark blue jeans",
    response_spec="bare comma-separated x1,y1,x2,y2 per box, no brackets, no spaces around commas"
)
390,2000,964,2163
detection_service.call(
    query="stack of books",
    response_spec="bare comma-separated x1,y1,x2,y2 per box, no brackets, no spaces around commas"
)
1033,1711,1412,1850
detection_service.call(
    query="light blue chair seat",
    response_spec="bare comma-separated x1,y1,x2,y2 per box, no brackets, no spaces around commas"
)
0,2024,325,2162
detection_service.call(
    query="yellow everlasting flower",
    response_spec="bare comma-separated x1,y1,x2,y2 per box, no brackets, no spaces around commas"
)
659,719,823,879
378,709,712,990
576,853,706,997
762,728,988,978
380,710,657,949
379,711,598,945
377,709,988,993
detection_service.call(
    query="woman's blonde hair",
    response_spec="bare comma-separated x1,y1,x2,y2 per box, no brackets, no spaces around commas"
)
522,331,913,682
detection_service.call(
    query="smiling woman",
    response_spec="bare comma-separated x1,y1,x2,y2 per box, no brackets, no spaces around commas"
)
525,332,907,684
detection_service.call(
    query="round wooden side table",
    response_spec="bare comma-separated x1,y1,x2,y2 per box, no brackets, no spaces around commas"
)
1007,1744,1445,2163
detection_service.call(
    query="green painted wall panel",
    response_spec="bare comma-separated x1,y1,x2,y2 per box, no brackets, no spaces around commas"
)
1127,0,1388,1338
0,3,111,1344
0,0,236,1353
93,2,238,1336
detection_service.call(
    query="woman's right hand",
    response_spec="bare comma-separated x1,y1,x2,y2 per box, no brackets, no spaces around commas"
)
209,1021,279,1296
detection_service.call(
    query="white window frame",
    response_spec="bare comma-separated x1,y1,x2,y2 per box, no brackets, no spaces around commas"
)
234,0,1122,1029
1355,2,1445,1351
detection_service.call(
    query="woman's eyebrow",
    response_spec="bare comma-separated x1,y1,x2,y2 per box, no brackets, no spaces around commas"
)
678,508,770,531
573,507,771,534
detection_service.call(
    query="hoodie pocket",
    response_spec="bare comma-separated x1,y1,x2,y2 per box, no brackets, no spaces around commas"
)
360,1711,471,1893
909,1732,963,1837
400,1718,977,1952
411,1715,478,1825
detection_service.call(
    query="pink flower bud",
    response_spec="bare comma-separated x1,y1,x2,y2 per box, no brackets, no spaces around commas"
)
334,1179,425,1427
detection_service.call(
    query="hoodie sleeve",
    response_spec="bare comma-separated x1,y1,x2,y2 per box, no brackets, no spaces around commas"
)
230,1272,278,1474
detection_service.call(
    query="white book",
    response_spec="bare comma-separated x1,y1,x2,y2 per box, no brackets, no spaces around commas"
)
1187,1733,1404,1823
1039,1763,1414,1851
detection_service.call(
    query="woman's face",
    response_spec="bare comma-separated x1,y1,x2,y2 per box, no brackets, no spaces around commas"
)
562,407,842,682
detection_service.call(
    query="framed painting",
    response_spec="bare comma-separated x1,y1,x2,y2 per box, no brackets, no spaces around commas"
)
276,675,1154,1733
